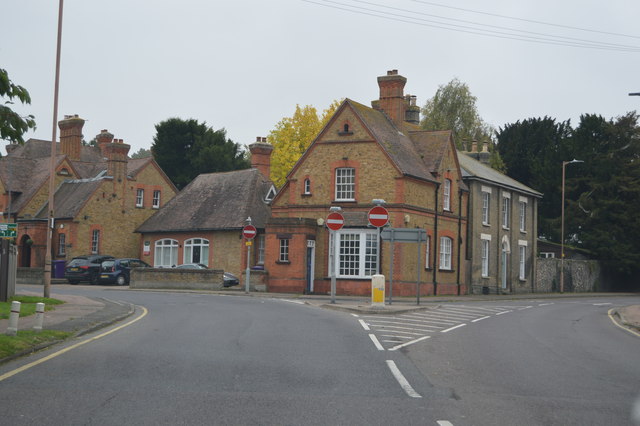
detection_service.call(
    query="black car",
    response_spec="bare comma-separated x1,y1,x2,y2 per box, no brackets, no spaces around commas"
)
174,263,240,287
99,258,150,286
65,254,115,285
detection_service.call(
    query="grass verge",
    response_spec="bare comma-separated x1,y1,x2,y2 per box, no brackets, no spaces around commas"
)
0,295,64,319
0,330,72,359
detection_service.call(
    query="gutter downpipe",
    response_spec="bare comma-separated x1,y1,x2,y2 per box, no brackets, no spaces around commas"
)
456,188,463,295
433,183,439,296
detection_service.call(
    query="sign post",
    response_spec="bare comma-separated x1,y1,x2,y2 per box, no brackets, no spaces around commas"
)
0,223,17,239
326,209,343,304
380,228,427,305
242,222,257,294
368,204,388,301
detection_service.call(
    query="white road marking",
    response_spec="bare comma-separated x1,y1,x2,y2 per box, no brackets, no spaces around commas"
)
369,334,385,351
359,319,370,330
495,310,512,315
351,313,359,317
279,299,305,305
518,306,533,310
389,335,431,351
386,360,422,398
593,303,612,306
539,302,554,306
369,327,430,336
437,421,455,426
471,316,491,323
367,319,443,330
441,324,466,333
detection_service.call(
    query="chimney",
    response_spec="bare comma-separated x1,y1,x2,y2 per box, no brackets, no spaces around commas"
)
104,138,131,182
373,70,407,125
249,137,274,179
58,115,85,160
96,129,114,156
404,95,420,125
471,140,478,153
482,142,489,152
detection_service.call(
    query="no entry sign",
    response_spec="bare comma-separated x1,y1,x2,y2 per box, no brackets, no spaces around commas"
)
326,212,344,231
242,224,257,240
368,206,389,228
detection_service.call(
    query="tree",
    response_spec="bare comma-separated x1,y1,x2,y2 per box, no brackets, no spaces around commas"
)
131,147,152,158
0,68,36,145
421,78,494,149
151,118,249,189
268,101,340,187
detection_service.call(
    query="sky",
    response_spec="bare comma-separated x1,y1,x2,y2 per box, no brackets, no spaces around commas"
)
2,0,639,156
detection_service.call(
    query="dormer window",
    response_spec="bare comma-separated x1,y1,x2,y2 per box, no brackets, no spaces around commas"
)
58,168,70,176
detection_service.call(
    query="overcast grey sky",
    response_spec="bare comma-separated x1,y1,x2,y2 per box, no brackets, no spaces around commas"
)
2,0,639,156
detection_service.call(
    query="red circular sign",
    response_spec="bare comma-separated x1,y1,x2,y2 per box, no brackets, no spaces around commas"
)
326,212,344,231
242,224,257,240
368,206,389,227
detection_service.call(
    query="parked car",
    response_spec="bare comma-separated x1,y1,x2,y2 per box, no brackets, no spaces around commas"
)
174,264,240,287
65,254,115,285
99,258,150,286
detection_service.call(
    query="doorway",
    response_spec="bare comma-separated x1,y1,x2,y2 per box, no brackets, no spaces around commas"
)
305,240,315,294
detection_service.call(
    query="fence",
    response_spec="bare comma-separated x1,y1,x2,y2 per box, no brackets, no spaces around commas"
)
0,239,17,301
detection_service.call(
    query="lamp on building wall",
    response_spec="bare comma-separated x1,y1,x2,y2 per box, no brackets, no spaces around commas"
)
560,159,583,293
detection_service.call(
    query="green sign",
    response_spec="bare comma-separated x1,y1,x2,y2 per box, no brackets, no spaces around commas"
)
0,223,17,238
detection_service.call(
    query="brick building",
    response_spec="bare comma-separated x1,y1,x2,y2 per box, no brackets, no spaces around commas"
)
264,70,469,296
135,142,276,279
0,115,177,271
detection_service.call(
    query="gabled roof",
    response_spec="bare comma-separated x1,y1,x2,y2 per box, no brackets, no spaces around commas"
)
458,152,542,197
136,168,272,233
35,178,105,219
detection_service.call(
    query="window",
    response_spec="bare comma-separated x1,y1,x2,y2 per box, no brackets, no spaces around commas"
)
91,230,100,254
304,178,311,195
519,200,527,232
153,190,161,209
257,234,265,264
136,188,144,207
332,230,378,278
184,238,209,266
482,191,490,225
540,252,555,259
58,234,66,256
335,168,355,201
443,179,451,211
519,245,526,280
502,195,511,229
155,239,178,267
425,235,431,269
481,239,489,277
439,236,452,270
279,238,290,262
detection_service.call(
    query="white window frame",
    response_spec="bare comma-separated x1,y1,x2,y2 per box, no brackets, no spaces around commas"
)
257,234,265,265
154,239,178,268
152,190,161,209
482,191,490,225
335,168,355,201
519,245,526,280
279,238,289,262
481,234,491,277
304,178,311,195
540,252,555,259
519,198,527,232
425,235,431,269
91,229,100,254
502,193,511,229
333,229,379,278
443,179,451,211
439,236,452,270
183,238,209,266
136,188,144,207
58,233,66,256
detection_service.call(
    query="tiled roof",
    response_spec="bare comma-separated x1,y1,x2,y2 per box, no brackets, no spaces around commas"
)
36,179,104,219
136,168,272,233
458,152,542,197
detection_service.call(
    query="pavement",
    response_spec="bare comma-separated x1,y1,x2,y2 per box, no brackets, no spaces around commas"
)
1,288,638,364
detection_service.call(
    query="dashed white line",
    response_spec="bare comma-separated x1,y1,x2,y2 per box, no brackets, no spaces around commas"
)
594,303,612,306
437,421,455,426
518,306,533,310
471,316,491,323
369,334,385,351
495,310,512,315
441,324,466,333
386,360,422,398
539,302,554,306
389,335,431,351
359,319,370,331
280,299,306,305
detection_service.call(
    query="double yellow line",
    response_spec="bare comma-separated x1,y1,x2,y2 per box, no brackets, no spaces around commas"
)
0,306,148,382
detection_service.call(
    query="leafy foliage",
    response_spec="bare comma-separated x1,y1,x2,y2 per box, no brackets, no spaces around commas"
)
268,101,340,187
0,68,36,145
131,147,152,159
421,78,494,149
151,118,250,189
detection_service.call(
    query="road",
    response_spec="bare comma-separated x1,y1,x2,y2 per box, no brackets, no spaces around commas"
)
1,286,639,425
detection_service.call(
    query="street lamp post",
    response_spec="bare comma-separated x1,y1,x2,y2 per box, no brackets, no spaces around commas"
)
560,159,583,293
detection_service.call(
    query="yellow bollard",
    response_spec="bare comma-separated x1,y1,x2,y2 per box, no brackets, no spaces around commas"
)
371,274,386,308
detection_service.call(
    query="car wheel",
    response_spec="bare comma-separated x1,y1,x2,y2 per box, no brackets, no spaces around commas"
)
90,273,99,285
116,274,127,286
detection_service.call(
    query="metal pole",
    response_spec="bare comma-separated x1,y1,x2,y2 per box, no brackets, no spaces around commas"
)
44,0,64,299
560,161,566,294
416,231,421,305
245,242,251,294
388,229,394,305
330,230,336,304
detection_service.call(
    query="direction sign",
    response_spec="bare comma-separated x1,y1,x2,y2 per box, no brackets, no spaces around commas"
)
368,206,389,228
0,223,17,238
381,228,426,243
326,212,344,231
242,224,257,240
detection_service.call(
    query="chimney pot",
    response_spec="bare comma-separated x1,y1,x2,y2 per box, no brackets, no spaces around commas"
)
256,136,261,142
482,142,489,152
471,141,478,153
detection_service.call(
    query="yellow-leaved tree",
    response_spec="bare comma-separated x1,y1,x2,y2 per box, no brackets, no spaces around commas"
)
268,100,341,187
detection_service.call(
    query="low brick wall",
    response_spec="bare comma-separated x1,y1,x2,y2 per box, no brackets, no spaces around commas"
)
536,258,601,292
241,269,268,292
130,268,225,290
17,267,44,286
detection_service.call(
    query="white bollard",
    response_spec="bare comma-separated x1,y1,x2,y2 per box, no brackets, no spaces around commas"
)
371,274,386,308
6,301,21,336
33,302,45,332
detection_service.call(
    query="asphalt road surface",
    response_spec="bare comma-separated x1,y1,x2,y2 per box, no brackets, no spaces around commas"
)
1,287,638,426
